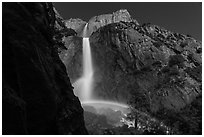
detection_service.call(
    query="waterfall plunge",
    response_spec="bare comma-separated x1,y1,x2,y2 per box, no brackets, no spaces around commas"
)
73,24,93,101
73,24,129,109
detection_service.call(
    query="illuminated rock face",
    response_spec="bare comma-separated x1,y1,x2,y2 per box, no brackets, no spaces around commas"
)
86,9,139,37
65,9,138,37
89,22,201,111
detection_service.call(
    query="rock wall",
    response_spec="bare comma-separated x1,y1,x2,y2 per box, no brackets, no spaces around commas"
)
60,10,202,134
89,22,201,110
2,2,87,135
64,9,139,37
87,9,139,37
65,18,87,37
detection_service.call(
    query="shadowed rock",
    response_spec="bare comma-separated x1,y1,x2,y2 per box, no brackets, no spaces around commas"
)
2,2,87,135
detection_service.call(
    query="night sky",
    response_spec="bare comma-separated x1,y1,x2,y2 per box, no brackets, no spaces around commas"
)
54,2,202,41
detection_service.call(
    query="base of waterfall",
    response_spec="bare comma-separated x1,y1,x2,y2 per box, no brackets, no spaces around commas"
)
81,100,137,134
82,100,133,127
82,100,172,135
82,100,130,116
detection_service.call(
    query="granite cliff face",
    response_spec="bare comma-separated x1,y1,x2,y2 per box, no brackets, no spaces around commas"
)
90,22,201,109
2,2,87,135
86,9,139,37
60,9,202,134
65,9,138,37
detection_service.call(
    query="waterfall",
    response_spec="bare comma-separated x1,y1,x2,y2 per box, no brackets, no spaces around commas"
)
73,24,93,101
72,24,134,130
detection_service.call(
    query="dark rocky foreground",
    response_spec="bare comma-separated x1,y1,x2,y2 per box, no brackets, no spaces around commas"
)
60,10,202,134
2,2,87,134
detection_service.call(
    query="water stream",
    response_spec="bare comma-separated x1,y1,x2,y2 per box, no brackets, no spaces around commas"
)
73,24,93,101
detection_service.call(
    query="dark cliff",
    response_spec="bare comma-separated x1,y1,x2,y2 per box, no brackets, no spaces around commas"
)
2,2,87,135
60,9,202,134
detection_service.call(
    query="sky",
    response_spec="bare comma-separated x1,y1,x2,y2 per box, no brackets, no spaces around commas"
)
54,2,202,41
